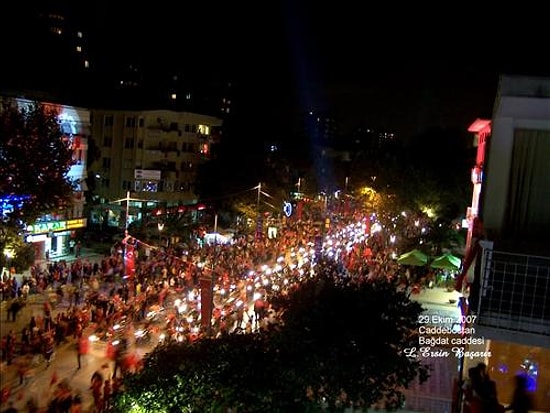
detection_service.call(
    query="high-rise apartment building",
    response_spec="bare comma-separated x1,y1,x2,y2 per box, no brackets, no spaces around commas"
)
3,3,92,99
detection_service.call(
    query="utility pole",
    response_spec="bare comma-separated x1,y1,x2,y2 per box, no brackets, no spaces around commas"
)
256,182,262,241
124,191,130,233
256,182,261,214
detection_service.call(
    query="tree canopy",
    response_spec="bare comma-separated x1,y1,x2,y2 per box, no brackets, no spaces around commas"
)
113,261,429,412
0,101,75,268
0,101,76,223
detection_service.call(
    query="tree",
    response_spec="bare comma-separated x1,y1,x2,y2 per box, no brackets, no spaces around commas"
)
112,261,428,412
0,101,75,266
271,263,430,411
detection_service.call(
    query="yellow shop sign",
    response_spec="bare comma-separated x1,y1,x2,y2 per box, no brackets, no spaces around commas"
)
27,218,86,234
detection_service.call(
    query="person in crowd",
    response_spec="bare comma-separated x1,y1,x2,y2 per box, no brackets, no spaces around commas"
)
474,362,504,413
463,366,484,413
76,334,89,370
505,374,533,413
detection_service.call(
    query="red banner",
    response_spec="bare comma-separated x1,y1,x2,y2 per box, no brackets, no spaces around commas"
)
296,200,303,221
200,276,213,331
123,236,136,280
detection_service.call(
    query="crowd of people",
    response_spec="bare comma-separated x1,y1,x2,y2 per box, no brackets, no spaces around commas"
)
1,210,536,412
462,362,533,413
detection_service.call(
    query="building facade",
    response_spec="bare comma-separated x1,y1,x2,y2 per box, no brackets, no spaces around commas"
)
88,109,222,228
0,95,89,260
460,75,550,412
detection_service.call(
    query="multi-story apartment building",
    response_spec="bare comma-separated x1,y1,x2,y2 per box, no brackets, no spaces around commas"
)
3,3,92,100
88,109,222,229
0,95,89,260
460,75,550,411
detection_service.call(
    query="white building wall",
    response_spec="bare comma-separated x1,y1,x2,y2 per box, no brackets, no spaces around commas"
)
482,91,550,237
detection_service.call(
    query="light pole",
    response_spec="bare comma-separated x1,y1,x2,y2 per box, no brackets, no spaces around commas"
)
157,222,164,247
256,182,262,215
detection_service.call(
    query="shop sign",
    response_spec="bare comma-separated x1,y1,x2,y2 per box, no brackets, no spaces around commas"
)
27,221,67,234
27,218,87,235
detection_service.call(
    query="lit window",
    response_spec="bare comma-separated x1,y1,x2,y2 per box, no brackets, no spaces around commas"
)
171,94,177,100
84,60,89,68
77,31,83,38
76,46,82,52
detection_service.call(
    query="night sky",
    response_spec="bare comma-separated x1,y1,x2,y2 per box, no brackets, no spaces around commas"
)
3,2,550,140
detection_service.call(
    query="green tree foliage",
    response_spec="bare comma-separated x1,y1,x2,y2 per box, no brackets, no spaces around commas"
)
112,262,428,413
0,101,75,265
0,101,75,224
271,264,429,411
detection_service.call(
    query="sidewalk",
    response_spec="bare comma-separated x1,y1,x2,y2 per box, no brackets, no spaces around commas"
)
1,247,108,410
35,247,106,269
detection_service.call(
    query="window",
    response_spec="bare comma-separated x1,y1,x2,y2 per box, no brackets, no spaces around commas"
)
198,124,210,135
84,60,89,69
124,137,134,149
137,139,143,149
125,116,136,127
104,115,114,127
103,136,113,147
102,157,111,168
181,161,193,170
142,181,158,192
138,118,144,128
77,31,83,38
123,159,133,169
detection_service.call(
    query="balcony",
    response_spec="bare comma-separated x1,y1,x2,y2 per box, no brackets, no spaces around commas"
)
475,248,550,346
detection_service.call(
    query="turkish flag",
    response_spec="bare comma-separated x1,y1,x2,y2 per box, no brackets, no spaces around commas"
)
296,201,303,221
200,276,213,331
124,238,136,280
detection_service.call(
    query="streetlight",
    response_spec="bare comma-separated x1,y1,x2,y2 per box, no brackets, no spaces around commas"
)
157,221,165,247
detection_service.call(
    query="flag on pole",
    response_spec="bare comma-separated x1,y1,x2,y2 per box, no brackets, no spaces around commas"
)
123,234,136,280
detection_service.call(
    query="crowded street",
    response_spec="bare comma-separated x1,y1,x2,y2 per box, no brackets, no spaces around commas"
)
1,215,463,412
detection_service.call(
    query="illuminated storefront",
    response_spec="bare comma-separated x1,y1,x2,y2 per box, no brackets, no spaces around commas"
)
25,218,87,259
